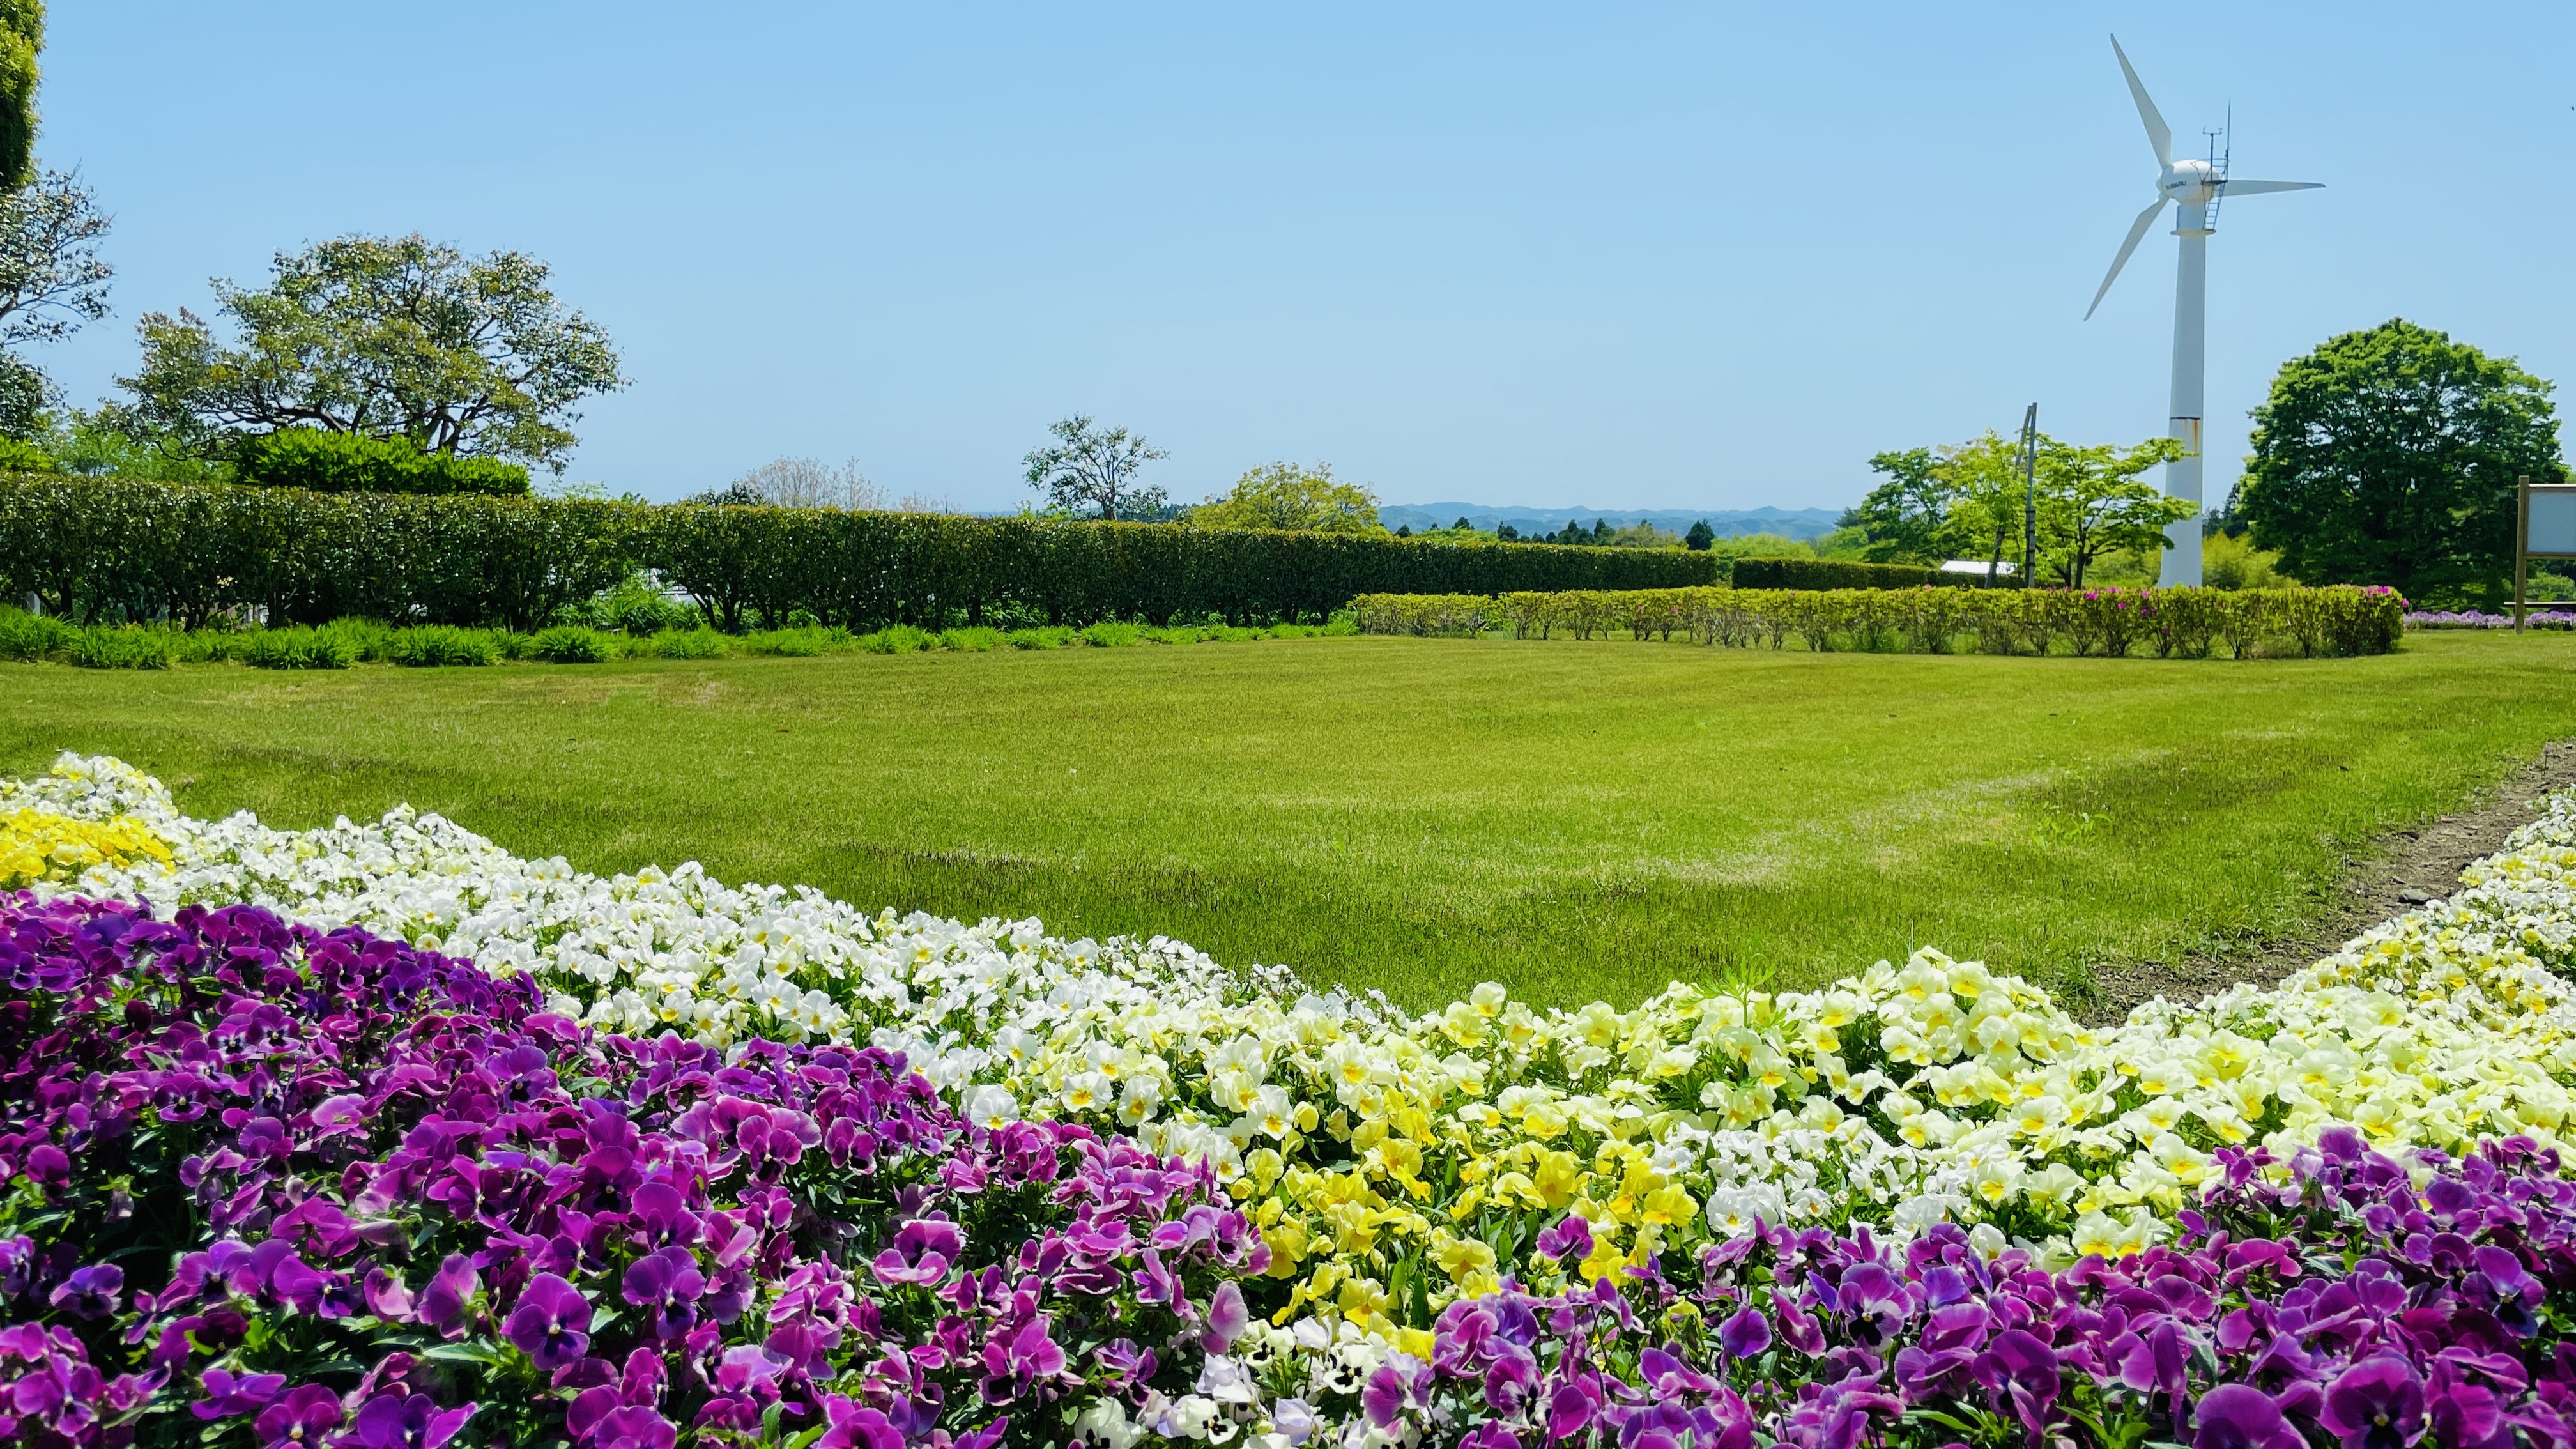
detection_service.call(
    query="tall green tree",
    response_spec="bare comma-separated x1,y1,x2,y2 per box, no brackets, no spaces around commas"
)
1940,431,2036,583
2236,318,2564,606
0,3,38,194
118,234,625,472
1025,415,1168,520
1842,447,1953,564
2034,436,2191,587
1192,461,1381,533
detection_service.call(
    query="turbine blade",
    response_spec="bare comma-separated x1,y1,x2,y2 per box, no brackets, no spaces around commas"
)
2085,199,2168,321
2110,35,2172,165
2217,179,2322,196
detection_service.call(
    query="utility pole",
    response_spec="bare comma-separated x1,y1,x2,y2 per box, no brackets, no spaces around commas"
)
2018,404,2039,588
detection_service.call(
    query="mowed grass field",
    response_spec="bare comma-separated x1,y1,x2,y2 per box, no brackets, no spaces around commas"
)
4,631,2574,1012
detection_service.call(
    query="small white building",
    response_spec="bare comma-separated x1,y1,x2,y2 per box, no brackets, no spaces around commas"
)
1940,560,2017,577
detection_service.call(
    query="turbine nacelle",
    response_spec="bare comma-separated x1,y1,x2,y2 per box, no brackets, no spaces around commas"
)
2159,158,2220,206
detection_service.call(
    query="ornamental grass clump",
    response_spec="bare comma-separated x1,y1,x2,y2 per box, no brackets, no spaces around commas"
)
0,894,1264,1446
387,625,502,668
528,625,615,663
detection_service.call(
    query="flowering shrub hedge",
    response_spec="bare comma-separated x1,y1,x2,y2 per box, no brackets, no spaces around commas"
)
14,752,2576,1445
0,894,1262,1446
1353,585,2410,657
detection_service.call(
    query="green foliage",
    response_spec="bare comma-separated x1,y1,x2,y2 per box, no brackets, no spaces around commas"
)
63,625,170,669
2202,532,2287,591
47,409,231,482
2239,318,2566,608
1192,461,1383,533
650,625,731,659
234,428,532,496
388,625,501,667
0,601,66,658
1845,447,1954,564
0,1,38,193
0,476,643,628
1844,430,2189,583
238,624,358,669
1354,584,2409,659
1731,557,1957,590
2034,436,2192,586
1683,520,1715,551
1025,415,1169,520
555,570,698,634
0,477,1724,637
528,624,613,663
119,233,624,471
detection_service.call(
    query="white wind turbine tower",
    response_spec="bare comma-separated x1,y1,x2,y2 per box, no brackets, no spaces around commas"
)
2085,36,2319,587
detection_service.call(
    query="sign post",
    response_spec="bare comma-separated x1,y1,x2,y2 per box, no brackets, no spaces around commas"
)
2517,476,2576,631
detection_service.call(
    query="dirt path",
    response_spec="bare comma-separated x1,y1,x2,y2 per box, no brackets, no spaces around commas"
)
2087,739,2576,1022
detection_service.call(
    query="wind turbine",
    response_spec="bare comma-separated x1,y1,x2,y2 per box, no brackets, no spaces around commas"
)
2085,36,2318,588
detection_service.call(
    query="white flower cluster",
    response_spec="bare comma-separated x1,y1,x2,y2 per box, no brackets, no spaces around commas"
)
13,751,2576,1328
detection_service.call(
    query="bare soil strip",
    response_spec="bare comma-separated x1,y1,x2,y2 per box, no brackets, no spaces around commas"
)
2089,739,2576,1022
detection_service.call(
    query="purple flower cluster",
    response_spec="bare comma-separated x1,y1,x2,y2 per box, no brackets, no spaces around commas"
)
1341,1128,2576,1449
2407,610,2576,631
0,894,1264,1447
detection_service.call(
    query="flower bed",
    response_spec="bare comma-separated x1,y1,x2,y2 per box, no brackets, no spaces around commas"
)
0,894,1259,1446
2407,610,2576,631
12,752,2576,1443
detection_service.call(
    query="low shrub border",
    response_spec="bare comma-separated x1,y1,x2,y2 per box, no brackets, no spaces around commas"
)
0,606,1361,669
1353,584,2410,657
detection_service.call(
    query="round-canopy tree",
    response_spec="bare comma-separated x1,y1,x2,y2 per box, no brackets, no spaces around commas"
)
1192,461,1383,533
2237,318,2564,608
118,233,625,474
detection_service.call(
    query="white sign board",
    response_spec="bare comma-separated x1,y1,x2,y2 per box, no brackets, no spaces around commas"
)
2531,487,2576,557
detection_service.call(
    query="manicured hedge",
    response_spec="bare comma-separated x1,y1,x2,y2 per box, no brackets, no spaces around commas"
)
1729,556,1963,590
1353,583,2411,657
0,475,1720,630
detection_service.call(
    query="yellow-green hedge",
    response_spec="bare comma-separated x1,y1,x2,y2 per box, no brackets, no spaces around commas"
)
1352,584,2410,657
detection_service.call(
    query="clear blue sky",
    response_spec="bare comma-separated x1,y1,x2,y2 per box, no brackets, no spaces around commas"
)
35,3,2576,513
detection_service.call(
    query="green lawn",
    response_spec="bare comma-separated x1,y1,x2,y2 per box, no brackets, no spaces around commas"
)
3,631,2572,1011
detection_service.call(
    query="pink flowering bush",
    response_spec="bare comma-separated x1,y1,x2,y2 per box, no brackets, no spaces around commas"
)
0,894,1264,1448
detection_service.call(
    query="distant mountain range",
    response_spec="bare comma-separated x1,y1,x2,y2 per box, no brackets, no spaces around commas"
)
1378,503,1844,542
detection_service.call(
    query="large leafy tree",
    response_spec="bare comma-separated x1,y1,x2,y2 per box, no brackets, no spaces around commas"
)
118,234,625,472
2032,436,2190,586
0,2,38,193
1192,461,1382,533
1023,415,1168,520
2237,318,2563,606
1842,447,1951,564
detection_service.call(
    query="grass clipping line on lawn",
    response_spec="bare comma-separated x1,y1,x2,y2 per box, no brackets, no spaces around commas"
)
7,750,2576,1340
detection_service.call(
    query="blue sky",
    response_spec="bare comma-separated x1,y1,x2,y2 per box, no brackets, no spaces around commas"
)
35,3,2576,512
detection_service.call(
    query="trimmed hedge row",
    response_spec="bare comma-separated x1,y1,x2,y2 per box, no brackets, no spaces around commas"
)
0,475,1720,630
1353,583,2411,657
1729,556,1966,590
